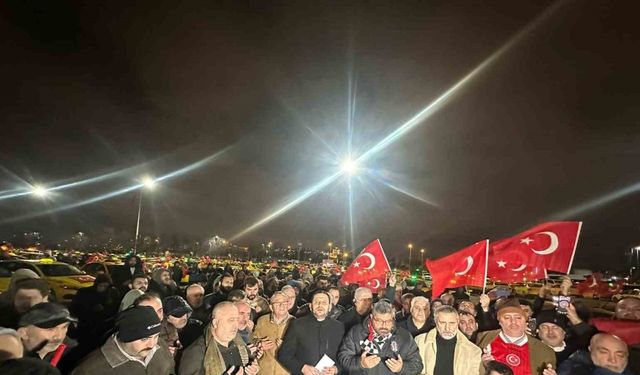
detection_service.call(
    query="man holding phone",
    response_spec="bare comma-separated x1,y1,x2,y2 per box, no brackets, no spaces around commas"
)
337,300,423,374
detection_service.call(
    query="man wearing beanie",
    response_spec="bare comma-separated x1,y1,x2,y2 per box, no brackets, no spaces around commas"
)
535,310,576,366
477,298,556,375
71,305,174,374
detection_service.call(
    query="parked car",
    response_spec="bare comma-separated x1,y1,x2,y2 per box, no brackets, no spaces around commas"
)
0,259,95,304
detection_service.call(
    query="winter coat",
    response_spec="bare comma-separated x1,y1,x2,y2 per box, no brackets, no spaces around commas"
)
476,329,556,375
415,329,482,375
337,317,423,375
278,314,344,375
253,313,295,375
557,349,638,375
70,334,175,375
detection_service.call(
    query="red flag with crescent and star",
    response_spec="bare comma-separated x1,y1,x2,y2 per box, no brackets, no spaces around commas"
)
488,221,582,282
339,239,391,292
426,240,489,299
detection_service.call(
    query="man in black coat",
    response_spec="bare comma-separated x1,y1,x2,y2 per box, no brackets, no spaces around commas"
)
558,333,637,375
70,274,120,345
278,291,344,375
337,300,423,375
202,273,234,312
112,255,143,295
338,287,374,334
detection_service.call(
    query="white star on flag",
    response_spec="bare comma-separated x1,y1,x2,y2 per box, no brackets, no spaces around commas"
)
497,260,507,268
520,237,533,245
353,261,360,268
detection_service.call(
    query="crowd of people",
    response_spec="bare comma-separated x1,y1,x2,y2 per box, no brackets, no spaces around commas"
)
0,253,639,375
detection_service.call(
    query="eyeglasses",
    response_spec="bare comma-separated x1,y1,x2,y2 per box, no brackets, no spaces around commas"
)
372,317,395,326
272,302,288,307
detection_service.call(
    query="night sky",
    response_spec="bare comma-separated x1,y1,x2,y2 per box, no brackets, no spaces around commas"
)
2,0,640,271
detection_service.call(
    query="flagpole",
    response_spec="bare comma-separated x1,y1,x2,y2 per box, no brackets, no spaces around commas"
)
482,239,489,294
566,222,582,274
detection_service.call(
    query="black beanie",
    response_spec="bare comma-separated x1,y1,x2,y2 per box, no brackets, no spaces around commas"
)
117,306,161,343
163,295,192,317
536,310,569,331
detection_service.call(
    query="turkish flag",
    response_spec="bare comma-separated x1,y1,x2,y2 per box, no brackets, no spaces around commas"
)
487,222,582,282
487,242,547,282
362,274,388,293
426,240,489,299
340,239,391,289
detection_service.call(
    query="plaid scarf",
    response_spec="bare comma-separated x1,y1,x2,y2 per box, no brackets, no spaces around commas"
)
360,319,392,355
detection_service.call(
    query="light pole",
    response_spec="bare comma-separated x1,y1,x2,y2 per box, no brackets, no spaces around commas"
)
420,248,425,269
134,176,156,255
408,243,413,272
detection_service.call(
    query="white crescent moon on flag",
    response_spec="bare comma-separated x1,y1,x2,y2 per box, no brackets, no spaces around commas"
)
530,231,559,255
454,256,473,276
370,279,381,289
357,253,376,270
511,264,526,272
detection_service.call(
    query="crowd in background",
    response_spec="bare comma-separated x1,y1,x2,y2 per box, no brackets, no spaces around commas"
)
0,253,639,375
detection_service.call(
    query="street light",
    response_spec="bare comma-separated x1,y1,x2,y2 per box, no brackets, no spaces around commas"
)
31,185,49,199
420,248,425,268
134,176,157,255
408,243,413,272
340,157,359,176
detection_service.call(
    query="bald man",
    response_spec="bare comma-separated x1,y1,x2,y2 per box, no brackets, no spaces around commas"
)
0,328,23,361
616,297,640,321
558,333,633,375
180,301,259,375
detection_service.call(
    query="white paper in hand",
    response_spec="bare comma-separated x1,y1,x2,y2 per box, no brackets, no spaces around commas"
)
315,354,335,370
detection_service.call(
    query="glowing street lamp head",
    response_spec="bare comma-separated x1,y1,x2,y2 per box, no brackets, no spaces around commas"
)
340,158,359,176
32,185,49,198
141,176,157,190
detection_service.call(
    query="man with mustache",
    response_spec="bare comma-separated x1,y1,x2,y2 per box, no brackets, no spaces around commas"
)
415,305,482,375
17,302,77,370
71,305,174,374
397,296,433,338
243,277,270,315
477,298,557,375
186,284,209,323
337,300,423,375
458,311,480,342
254,291,295,375
534,311,576,366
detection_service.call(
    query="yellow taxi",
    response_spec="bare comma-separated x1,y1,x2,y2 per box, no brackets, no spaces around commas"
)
81,261,123,279
0,259,95,304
